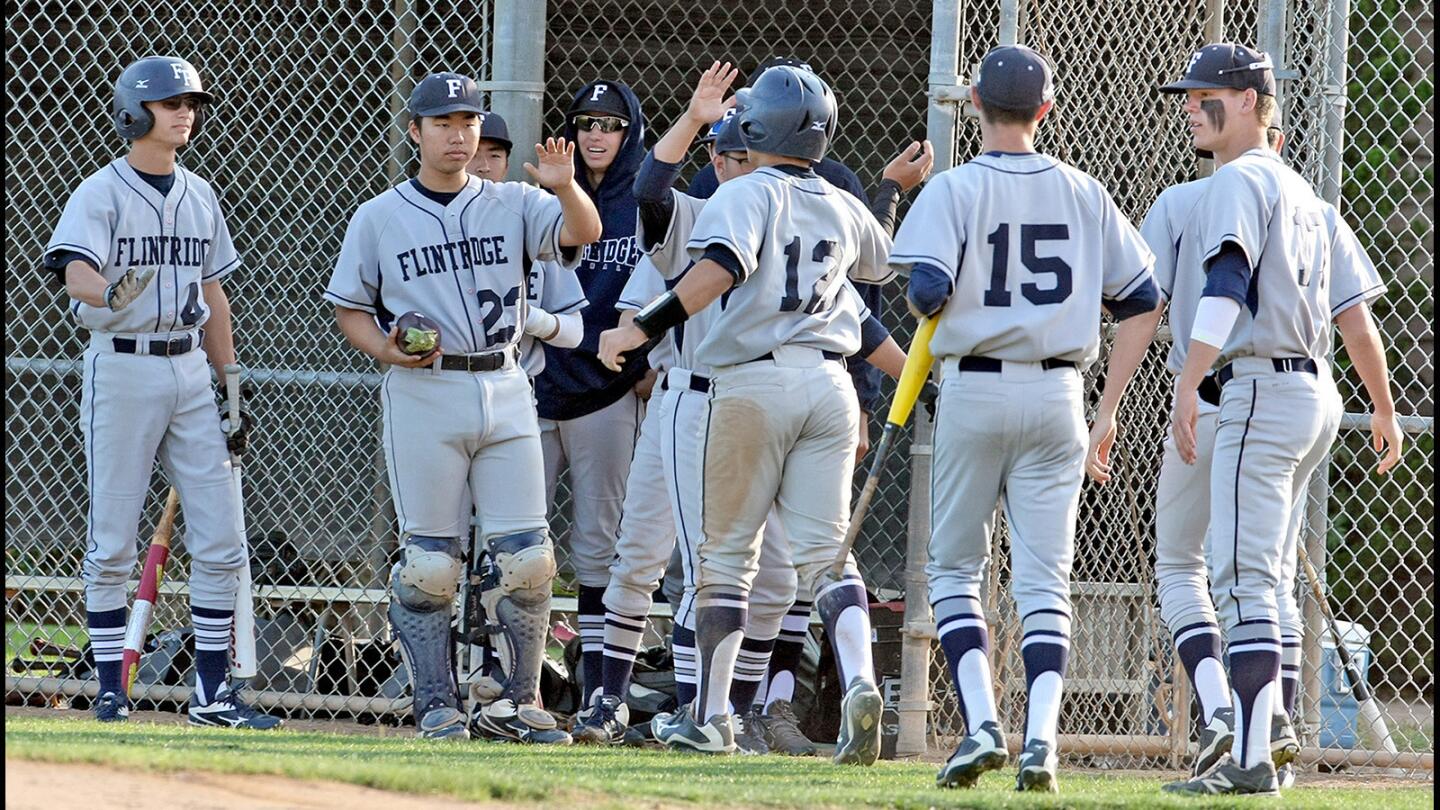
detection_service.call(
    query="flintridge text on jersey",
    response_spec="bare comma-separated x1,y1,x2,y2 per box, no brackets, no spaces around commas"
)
396,235,509,281
115,235,213,268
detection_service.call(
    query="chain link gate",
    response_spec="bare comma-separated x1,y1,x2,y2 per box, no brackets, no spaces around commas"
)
4,0,1431,777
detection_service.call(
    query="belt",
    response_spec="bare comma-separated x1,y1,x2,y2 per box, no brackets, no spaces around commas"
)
957,355,1076,373
1217,357,1317,387
1198,374,1222,407
660,372,711,394
753,350,844,363
112,334,196,357
437,351,509,372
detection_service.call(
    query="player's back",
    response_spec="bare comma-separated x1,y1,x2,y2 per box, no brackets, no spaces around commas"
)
906,153,1153,368
1191,149,1333,365
1140,177,1210,374
686,167,893,368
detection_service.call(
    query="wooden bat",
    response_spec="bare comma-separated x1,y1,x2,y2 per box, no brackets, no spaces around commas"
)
225,363,259,679
829,316,939,579
121,486,180,697
1295,541,1398,757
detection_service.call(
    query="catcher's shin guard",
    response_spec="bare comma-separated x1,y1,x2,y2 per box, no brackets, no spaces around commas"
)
389,536,466,736
480,529,556,706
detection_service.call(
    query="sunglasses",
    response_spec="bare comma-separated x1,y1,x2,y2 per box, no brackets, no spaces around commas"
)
573,114,628,133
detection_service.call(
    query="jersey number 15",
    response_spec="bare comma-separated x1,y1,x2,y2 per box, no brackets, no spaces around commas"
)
984,223,1072,307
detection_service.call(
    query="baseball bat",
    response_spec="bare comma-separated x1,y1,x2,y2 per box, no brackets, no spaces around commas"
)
829,317,939,579
1295,541,1398,756
121,486,180,697
225,363,259,679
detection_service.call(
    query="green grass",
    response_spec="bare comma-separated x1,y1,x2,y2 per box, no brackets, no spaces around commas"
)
5,716,1432,809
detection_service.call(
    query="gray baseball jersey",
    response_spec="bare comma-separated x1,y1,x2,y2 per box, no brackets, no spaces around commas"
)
519,259,588,377
45,158,240,332
889,153,1154,367
324,176,574,354
684,167,893,367
1194,148,1335,367
616,255,675,370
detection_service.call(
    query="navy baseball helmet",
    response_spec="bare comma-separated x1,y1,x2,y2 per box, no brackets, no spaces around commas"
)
713,114,747,155
408,72,485,118
112,56,214,141
478,110,513,150
734,65,837,163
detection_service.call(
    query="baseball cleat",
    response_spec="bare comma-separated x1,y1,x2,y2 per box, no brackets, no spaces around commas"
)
936,720,1008,788
1270,713,1300,767
1015,738,1059,793
472,699,571,744
652,703,736,754
733,709,771,755
188,683,283,730
1162,756,1279,796
1192,707,1235,777
572,693,628,745
93,691,130,723
755,699,817,756
832,678,883,766
1277,762,1296,789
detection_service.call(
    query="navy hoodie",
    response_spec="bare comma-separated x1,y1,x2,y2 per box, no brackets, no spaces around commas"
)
534,80,650,421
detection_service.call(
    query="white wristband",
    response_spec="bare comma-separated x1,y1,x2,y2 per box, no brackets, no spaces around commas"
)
523,306,560,340
1190,295,1242,349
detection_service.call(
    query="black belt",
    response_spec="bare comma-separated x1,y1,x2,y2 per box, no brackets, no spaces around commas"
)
660,373,711,394
438,351,508,372
1217,357,1317,387
957,355,1076,373
113,335,195,356
1198,374,1222,407
753,350,844,363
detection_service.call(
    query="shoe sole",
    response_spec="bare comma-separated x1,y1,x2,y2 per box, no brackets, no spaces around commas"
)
1193,733,1234,777
188,717,284,731
572,727,619,745
1018,766,1058,793
833,688,883,766
1271,739,1300,768
937,750,1007,788
1163,784,1279,797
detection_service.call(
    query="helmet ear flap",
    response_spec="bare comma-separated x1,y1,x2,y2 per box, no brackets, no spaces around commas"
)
739,117,766,144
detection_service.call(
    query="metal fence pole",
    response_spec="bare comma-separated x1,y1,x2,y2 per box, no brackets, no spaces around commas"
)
1258,0,1289,119
489,0,548,182
999,0,1022,45
1194,0,1226,181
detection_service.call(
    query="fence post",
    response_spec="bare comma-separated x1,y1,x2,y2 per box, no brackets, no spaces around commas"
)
489,0,549,182
896,0,964,759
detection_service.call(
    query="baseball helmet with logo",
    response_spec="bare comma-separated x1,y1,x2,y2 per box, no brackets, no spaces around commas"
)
113,56,214,141
734,65,837,163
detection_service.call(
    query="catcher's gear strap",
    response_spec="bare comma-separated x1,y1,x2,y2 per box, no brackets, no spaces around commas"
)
395,535,464,611
480,530,555,705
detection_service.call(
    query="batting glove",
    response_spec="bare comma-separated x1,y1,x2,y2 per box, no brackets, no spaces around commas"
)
217,386,255,455
917,377,940,420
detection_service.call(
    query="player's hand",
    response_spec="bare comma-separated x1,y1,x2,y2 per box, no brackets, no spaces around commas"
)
1370,409,1403,476
218,386,255,456
524,138,577,190
598,324,648,372
882,140,935,192
854,409,871,464
686,61,739,125
634,367,660,401
1171,388,1200,465
378,325,440,368
104,268,156,311
1086,409,1117,484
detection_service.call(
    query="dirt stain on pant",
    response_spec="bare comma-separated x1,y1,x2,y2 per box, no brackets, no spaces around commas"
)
701,393,773,562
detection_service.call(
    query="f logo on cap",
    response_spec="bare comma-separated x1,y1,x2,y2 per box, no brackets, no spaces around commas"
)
1186,50,1205,73
446,79,463,98
590,84,608,102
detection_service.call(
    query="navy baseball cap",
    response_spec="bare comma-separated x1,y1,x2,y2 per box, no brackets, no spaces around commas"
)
974,45,1055,109
1161,43,1276,96
568,81,630,121
698,107,740,145
478,110,512,150
747,56,815,88
409,72,485,117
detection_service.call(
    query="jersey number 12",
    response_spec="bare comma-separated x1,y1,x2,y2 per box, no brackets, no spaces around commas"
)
984,223,1072,307
780,236,839,314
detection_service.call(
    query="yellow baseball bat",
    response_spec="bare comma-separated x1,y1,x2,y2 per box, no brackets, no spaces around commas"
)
828,316,939,579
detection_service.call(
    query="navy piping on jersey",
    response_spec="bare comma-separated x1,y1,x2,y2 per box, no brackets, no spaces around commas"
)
983,150,1040,157
1331,284,1385,315
550,296,587,314
456,188,497,353
168,176,192,332
687,389,710,598
84,352,99,562
890,252,952,273
203,256,241,282
49,243,104,268
1230,380,1258,625
381,375,408,521
697,235,750,281
326,290,376,312
1114,264,1153,299
970,157,1059,176
108,165,167,329
393,184,481,351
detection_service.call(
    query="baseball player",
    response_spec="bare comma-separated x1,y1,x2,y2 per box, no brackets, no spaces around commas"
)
891,45,1159,792
324,72,601,742
598,65,896,767
579,64,928,754
43,55,280,730
1148,44,1402,796
531,80,652,705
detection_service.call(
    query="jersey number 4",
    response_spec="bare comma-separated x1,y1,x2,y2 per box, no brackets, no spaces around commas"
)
984,223,1072,307
780,236,839,314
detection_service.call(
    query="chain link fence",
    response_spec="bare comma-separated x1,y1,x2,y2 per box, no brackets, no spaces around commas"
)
5,0,1431,776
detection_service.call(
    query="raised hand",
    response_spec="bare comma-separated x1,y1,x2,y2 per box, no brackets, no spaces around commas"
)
524,138,578,190
686,60,739,125
882,140,935,192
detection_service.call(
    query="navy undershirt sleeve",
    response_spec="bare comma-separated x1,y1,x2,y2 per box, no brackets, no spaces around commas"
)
859,311,891,359
1202,241,1252,305
702,244,744,283
43,250,95,283
907,262,953,317
1103,276,1161,321
634,153,682,250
